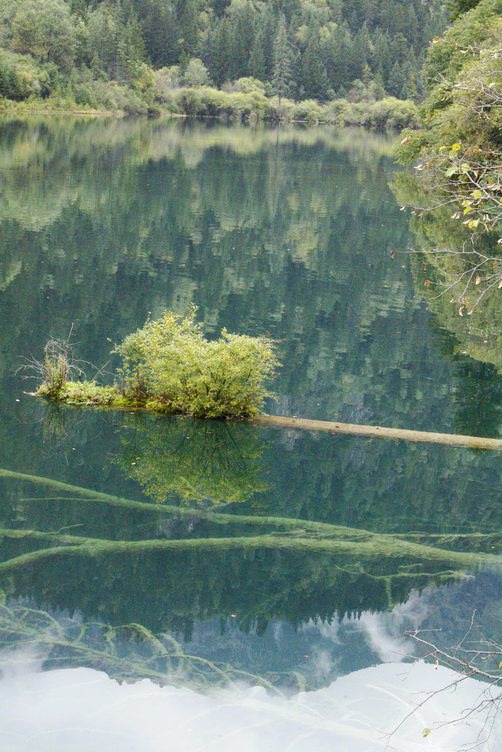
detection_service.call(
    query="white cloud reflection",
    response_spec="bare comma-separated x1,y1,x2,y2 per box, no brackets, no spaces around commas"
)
0,651,499,752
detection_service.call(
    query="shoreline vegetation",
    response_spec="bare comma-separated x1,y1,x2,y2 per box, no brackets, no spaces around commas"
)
0,85,420,130
30,310,502,451
0,1,447,130
395,0,501,307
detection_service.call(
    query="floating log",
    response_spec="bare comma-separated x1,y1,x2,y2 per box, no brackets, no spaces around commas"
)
26,393,501,450
253,415,502,451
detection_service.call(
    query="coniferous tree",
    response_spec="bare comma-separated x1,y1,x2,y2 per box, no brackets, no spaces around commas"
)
209,16,231,85
272,15,295,104
387,60,405,97
175,0,200,56
133,0,178,67
249,24,267,81
226,0,255,80
301,26,329,100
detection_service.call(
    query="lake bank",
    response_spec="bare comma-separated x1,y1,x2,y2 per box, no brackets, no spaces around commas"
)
0,87,419,129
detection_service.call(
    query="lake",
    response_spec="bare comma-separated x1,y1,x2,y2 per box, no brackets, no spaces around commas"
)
0,117,500,751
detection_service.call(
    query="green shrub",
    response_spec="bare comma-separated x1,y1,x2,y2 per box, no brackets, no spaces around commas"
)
0,49,52,100
115,308,279,418
166,86,284,122
223,77,267,95
72,78,150,113
326,97,420,129
291,99,324,123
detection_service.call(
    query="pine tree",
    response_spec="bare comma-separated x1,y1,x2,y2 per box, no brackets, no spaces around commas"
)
139,0,179,67
301,27,329,101
249,25,267,81
209,17,231,85
387,60,405,97
226,0,255,80
175,0,200,57
272,15,294,105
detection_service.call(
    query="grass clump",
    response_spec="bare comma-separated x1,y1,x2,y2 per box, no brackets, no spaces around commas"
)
22,338,85,399
36,309,279,419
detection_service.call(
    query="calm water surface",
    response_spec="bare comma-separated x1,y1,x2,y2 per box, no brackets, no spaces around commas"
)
0,118,500,745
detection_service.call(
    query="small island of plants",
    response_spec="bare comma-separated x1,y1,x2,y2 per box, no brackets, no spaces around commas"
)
34,308,279,419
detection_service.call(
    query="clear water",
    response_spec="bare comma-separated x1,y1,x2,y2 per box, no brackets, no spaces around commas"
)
0,117,500,746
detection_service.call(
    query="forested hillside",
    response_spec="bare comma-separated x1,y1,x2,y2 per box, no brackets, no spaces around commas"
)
0,0,448,115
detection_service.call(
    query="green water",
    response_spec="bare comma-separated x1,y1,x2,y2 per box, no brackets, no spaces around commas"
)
0,117,500,691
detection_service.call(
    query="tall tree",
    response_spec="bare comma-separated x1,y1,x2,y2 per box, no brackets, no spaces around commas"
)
272,14,295,104
137,0,179,67
175,0,200,56
249,23,267,81
11,0,77,71
301,26,329,100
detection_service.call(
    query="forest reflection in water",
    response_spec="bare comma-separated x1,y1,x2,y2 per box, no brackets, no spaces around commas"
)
0,404,501,690
0,116,499,436
0,118,500,706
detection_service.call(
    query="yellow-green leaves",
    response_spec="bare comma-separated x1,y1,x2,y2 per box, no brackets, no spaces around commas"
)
115,308,280,419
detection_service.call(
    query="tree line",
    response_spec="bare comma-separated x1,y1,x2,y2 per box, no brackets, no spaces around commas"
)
0,0,451,111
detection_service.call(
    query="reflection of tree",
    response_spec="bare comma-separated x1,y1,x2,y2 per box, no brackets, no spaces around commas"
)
0,117,411,431
393,172,501,371
392,173,501,441
0,598,283,692
1,467,500,641
115,415,268,505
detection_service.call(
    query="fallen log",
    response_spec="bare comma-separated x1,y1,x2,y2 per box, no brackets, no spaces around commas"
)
253,414,502,451
26,393,501,450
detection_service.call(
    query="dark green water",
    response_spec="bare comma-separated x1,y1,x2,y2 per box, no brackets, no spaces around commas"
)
0,117,500,691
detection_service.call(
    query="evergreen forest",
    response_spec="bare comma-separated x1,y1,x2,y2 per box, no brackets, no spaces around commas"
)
0,0,452,119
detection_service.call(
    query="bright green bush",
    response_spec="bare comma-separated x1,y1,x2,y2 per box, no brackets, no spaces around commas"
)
35,310,279,418
223,77,267,95
72,78,150,114
160,86,293,122
291,99,324,123
115,308,279,418
326,97,420,129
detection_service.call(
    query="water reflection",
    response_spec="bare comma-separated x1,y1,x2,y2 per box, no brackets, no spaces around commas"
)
0,118,500,698
115,415,267,505
1,417,500,655
392,171,502,372
1,655,498,752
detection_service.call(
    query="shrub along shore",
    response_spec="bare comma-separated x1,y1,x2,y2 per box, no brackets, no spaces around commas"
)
0,84,420,130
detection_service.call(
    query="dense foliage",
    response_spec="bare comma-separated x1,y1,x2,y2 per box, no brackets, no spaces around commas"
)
397,0,501,318
400,0,501,156
37,309,279,418
0,0,449,117
116,308,279,416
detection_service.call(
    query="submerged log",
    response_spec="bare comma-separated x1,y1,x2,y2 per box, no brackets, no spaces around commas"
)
0,528,499,574
253,415,502,451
